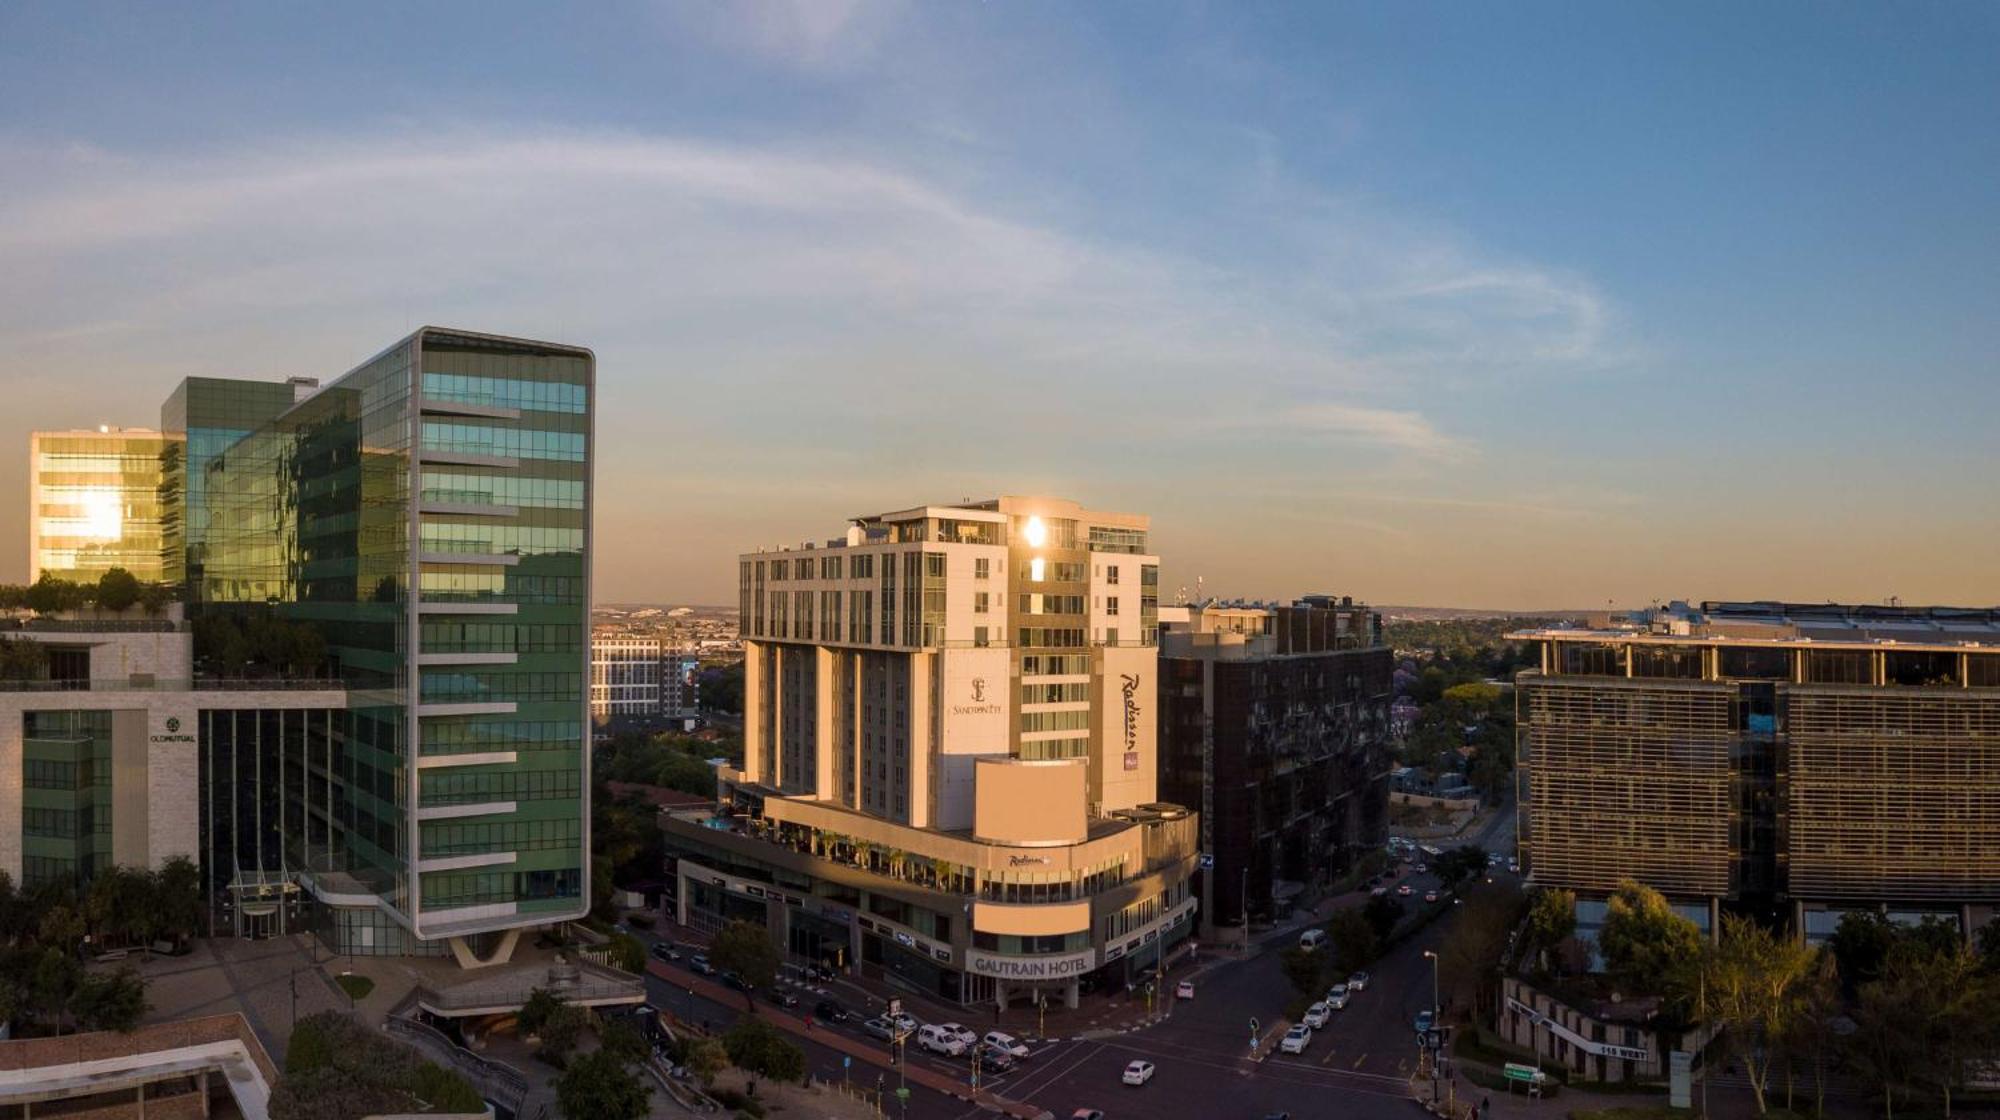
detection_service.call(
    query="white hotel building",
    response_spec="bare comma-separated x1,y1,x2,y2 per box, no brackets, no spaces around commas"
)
660,497,1199,1009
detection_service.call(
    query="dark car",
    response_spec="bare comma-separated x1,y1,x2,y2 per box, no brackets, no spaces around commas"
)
804,963,838,983
774,991,800,1008
978,1043,1018,1072
722,971,754,994
649,941,681,962
813,999,849,1023
689,954,715,975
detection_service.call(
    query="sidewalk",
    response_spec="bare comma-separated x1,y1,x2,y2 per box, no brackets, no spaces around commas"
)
651,961,1053,1120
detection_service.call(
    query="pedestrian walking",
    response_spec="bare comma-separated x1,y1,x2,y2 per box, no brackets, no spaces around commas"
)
804,1014,814,1031
1481,1095,1491,1119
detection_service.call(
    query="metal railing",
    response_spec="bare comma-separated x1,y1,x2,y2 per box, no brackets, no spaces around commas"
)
384,1015,529,1106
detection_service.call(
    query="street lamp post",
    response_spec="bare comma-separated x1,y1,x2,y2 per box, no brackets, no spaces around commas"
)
1422,950,1441,1104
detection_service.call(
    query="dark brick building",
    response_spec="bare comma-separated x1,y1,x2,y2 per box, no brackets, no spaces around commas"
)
1158,597,1394,939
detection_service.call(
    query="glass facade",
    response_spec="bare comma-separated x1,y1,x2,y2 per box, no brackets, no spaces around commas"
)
29,431,171,582
176,327,591,940
160,378,300,592
21,711,114,888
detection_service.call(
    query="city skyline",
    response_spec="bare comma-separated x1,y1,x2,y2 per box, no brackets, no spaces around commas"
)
4,3,1997,609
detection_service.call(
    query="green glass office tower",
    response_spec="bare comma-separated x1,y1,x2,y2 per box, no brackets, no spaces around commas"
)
188,328,592,951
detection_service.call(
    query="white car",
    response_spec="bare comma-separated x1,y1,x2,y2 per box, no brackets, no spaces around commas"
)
938,1022,977,1048
888,1010,920,1034
1302,1002,1331,1029
1176,980,1195,1000
1347,971,1371,991
1508,860,1520,873
1326,989,1350,1010
984,1031,1029,1058
1280,1025,1312,1054
1122,1059,1156,1086
917,1024,966,1056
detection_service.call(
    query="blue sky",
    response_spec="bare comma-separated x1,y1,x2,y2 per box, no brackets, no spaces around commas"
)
2,2,1995,607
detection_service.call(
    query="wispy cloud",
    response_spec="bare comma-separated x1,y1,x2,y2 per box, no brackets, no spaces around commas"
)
0,125,1624,593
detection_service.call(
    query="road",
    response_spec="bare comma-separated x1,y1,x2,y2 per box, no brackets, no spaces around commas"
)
637,810,1521,1119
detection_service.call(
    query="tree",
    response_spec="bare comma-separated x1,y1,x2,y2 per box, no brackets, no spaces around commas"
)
1442,682,1503,713
155,856,204,946
1326,908,1379,976
1845,941,2000,1119
1362,894,1406,943
555,1049,650,1120
538,1003,593,1066
709,919,779,1004
0,636,49,682
1695,914,1819,1116
607,931,646,974
684,1038,729,1085
95,568,141,612
1520,888,1577,976
1279,946,1325,996
519,986,564,1036
74,967,148,1031
599,1018,649,1067
1775,949,1841,1119
723,1015,806,1082
1436,879,1526,1021
1597,879,1703,1001
31,948,82,1034
1431,845,1488,888
24,573,81,614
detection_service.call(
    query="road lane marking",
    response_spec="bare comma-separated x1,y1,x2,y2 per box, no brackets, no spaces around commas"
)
1354,1052,1369,1069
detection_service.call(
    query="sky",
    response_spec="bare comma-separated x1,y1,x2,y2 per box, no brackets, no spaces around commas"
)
2,2,1996,610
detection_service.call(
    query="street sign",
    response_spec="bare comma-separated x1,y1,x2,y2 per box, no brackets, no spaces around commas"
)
895,1087,911,1100
888,997,903,1017
1503,1063,1546,1084
844,1056,852,1069
1199,854,1215,870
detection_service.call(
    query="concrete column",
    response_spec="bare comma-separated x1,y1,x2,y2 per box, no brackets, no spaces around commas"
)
906,653,933,828
814,647,838,798
742,642,769,784
1064,980,1079,1010
995,980,1008,1012
199,1070,211,1118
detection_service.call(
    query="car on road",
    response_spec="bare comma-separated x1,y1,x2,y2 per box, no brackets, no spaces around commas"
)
721,971,754,994
1298,928,1327,951
1326,989,1350,1010
813,999,849,1023
1071,1110,1105,1120
888,1010,921,1034
863,1017,897,1041
1122,1059,1156,1086
1424,890,1440,903
918,1024,968,1056
1280,1025,1312,1054
1415,863,1429,874
1302,1002,1331,1029
984,1031,1029,1058
1397,884,1414,897
689,954,714,974
1507,859,1520,873
648,941,682,962
1347,971,1370,991
978,1042,1018,1072
938,1022,977,1048
1414,1010,1434,1033
773,991,800,1008
1176,980,1195,1000
1370,886,1389,897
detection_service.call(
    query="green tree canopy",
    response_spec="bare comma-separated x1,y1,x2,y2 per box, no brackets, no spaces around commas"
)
1597,879,1703,1001
555,1049,651,1120
95,568,141,612
1695,914,1820,1116
709,919,779,993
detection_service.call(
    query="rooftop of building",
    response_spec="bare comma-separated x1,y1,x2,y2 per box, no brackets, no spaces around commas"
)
746,495,1150,555
1512,599,2000,651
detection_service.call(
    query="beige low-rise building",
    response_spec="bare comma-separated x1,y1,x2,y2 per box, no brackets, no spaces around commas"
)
663,497,1197,1009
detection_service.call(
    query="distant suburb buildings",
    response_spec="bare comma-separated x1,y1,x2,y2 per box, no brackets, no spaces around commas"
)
7,327,593,965
1158,596,1395,941
1514,600,2000,942
660,497,1198,1009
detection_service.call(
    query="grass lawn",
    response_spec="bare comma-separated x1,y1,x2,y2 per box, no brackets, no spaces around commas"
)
335,973,376,1001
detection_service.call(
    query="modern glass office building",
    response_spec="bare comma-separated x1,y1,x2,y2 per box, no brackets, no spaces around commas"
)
194,328,594,953
27,428,172,583
10,327,592,963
